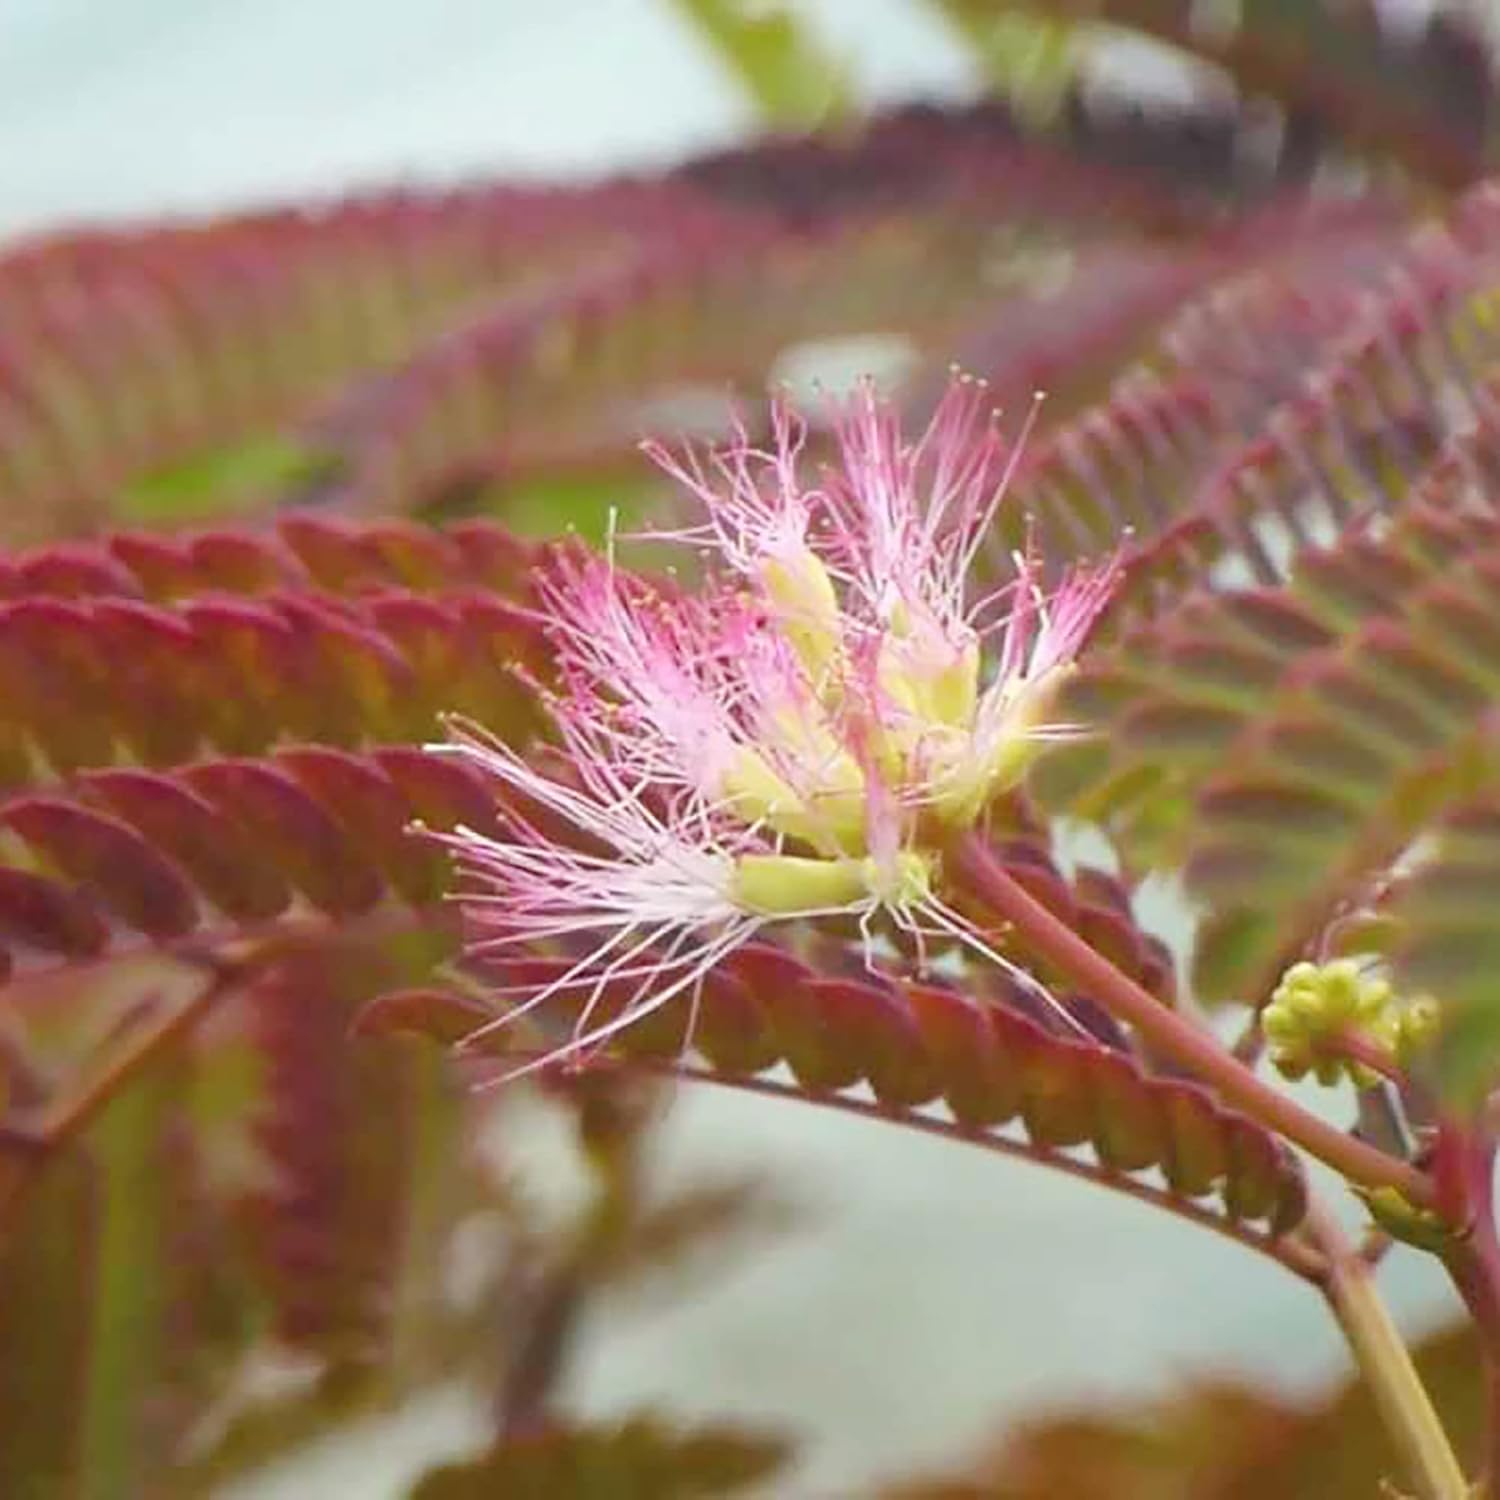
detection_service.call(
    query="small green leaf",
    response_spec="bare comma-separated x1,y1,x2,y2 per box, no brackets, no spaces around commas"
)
119,438,325,522
933,2,1079,121
671,0,851,128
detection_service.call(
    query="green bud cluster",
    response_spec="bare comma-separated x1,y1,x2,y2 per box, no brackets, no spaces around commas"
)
1263,959,1438,1087
1392,994,1442,1065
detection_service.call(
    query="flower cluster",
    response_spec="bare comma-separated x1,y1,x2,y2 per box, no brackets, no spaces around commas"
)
430,378,1118,1070
1264,958,1441,1087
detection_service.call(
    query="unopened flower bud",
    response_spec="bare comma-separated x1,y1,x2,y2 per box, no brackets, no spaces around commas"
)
1263,959,1397,1087
719,744,807,828
877,623,981,731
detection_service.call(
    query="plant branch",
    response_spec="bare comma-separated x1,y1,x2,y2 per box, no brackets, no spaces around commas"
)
1305,1198,1471,1500
491,1081,659,1438
948,833,1437,1208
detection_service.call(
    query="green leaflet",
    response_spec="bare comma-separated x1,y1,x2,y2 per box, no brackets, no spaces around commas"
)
670,0,851,127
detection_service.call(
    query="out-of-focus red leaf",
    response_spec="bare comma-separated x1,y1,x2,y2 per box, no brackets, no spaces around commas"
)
408,1416,791,1498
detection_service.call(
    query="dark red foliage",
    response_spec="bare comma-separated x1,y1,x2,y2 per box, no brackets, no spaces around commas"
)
247,947,423,1358
0,746,510,976
0,518,550,797
376,938,1305,1241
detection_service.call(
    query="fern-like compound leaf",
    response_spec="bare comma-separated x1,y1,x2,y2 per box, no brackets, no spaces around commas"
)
364,928,1307,1245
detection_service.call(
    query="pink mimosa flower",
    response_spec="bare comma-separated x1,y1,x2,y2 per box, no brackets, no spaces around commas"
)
430,378,1118,1073
824,374,1014,645
640,398,819,582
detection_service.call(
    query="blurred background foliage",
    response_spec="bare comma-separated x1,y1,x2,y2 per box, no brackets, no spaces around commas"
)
3,2,1500,1496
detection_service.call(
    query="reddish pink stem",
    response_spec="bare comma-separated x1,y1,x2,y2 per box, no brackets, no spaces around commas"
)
1438,1131,1500,1497
950,833,1435,1208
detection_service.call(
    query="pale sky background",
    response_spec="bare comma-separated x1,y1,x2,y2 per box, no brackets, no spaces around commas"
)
0,0,971,236
0,4,1466,1496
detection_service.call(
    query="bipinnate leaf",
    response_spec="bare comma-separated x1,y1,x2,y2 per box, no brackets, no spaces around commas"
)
0,943,511,1494
0,741,519,981
0,513,553,798
932,194,1404,427
311,182,1087,516
12,513,540,603
0,1033,256,1498
374,815,1300,1246
0,104,1199,539
247,942,452,1360
376,936,1306,1246
0,178,731,538
1178,511,1500,1004
8,78,1499,1500
1389,787,1500,1103
1007,184,1492,598
1035,478,1492,823
408,1415,791,1498
1030,377,1500,1006
997,204,1403,559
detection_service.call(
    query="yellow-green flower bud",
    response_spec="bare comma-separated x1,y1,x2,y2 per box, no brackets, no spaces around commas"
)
1263,959,1398,1087
720,744,806,828
926,637,981,728
732,853,868,915
875,621,981,732
731,849,932,917
720,717,867,856
926,665,1070,829
758,545,842,688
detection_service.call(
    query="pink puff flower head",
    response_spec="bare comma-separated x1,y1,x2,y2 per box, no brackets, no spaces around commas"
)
429,376,1119,1073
